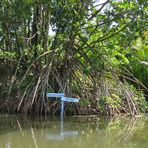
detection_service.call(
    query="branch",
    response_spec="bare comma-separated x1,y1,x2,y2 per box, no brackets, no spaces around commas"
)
88,0,109,21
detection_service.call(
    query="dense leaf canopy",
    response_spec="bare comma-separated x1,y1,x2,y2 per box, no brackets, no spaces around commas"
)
0,0,147,115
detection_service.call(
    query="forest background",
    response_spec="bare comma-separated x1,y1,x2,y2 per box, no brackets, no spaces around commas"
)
0,0,148,116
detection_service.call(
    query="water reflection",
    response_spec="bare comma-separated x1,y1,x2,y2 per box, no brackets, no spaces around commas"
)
45,115,79,141
0,114,148,148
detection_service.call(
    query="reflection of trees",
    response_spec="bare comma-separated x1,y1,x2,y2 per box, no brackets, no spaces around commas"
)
0,114,148,148
0,115,63,148
98,116,148,148
70,115,148,148
0,114,61,137
0,114,106,135
107,116,143,140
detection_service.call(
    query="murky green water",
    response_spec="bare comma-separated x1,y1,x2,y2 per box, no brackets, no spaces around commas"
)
0,114,148,148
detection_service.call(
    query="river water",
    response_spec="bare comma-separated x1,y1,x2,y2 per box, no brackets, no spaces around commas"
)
0,114,148,148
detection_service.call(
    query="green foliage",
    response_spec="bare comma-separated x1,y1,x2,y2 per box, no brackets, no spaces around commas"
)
79,98,91,106
0,51,16,58
0,0,147,115
105,94,121,108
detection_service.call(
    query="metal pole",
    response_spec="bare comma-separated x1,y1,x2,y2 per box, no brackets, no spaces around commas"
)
61,100,64,119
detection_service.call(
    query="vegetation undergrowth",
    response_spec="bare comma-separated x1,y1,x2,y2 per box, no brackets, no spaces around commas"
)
0,0,147,116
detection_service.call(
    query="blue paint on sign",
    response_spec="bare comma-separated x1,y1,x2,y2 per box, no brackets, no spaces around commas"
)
46,93,65,98
46,92,79,117
61,97,79,103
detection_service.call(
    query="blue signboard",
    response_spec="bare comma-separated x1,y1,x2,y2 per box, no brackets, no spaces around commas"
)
61,97,79,103
46,92,79,117
46,93,65,98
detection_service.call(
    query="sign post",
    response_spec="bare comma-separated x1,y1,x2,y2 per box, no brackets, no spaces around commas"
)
46,93,80,141
61,100,64,119
46,93,79,117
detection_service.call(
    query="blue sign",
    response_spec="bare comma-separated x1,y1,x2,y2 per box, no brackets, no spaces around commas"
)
46,92,79,117
61,97,79,103
46,93,65,98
